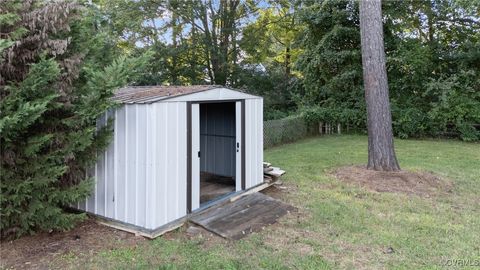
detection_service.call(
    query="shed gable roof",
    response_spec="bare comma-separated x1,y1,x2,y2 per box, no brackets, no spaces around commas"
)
113,85,219,104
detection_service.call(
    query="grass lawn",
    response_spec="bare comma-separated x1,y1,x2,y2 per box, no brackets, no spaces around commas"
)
8,135,480,269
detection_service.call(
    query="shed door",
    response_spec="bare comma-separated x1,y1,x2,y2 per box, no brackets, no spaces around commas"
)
189,101,244,213
191,103,201,211
235,101,243,191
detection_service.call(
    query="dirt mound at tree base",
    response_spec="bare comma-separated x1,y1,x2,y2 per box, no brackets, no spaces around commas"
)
333,165,453,197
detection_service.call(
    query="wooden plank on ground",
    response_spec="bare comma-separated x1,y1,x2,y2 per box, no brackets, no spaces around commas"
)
263,175,273,183
189,192,295,240
265,167,285,177
96,216,186,239
263,167,273,173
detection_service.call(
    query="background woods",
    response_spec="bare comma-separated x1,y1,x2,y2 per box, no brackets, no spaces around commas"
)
98,0,480,139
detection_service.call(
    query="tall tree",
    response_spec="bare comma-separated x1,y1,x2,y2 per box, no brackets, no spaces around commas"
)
359,0,400,171
168,0,256,85
239,0,303,118
241,0,303,79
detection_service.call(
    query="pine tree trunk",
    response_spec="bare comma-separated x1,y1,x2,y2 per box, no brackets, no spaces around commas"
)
359,0,400,171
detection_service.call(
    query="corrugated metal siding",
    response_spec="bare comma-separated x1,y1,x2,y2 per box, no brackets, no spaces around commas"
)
244,98,264,188
125,105,136,224
200,103,236,178
115,106,127,221
106,109,115,218
81,103,187,230
150,102,188,228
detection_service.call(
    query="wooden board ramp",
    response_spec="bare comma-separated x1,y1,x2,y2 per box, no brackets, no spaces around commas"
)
189,192,295,240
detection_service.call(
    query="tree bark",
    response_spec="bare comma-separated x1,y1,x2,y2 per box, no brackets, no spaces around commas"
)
171,13,179,85
285,45,291,77
359,0,400,171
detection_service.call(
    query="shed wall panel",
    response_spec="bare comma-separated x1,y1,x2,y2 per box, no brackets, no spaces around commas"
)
136,106,147,227
145,104,155,229
149,102,188,229
96,148,105,216
258,99,264,184
151,103,167,226
86,165,95,212
162,102,188,224
115,106,127,221
245,101,252,188
244,99,263,188
125,105,137,224
165,103,176,222
160,104,168,224
105,110,115,219
176,103,187,219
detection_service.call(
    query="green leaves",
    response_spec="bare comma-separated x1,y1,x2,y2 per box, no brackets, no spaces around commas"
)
424,71,480,141
77,52,152,124
0,2,26,55
297,0,363,115
0,1,149,238
0,58,61,139
297,0,480,141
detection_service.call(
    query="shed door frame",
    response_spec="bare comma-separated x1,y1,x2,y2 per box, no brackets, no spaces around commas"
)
187,99,245,213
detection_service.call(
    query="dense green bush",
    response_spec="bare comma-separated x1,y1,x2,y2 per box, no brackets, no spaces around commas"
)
236,65,299,121
302,106,366,131
425,71,480,141
391,107,430,139
0,1,149,238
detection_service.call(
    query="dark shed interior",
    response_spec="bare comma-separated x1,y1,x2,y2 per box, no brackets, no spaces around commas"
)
199,102,236,204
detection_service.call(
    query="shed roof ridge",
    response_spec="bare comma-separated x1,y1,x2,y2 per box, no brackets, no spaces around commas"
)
112,84,260,104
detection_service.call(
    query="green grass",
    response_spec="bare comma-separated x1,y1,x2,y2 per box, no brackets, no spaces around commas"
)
62,135,480,269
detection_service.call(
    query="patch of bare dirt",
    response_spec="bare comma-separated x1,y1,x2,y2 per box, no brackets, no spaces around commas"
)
261,182,297,200
262,208,316,256
181,223,227,249
261,185,284,198
0,219,145,270
333,165,453,196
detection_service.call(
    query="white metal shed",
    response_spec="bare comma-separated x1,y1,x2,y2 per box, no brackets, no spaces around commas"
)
75,85,264,236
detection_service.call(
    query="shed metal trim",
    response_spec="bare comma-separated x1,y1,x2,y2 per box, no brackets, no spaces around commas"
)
186,102,192,213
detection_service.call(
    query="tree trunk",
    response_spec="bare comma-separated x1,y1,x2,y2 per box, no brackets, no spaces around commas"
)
200,2,216,84
171,13,179,85
359,0,400,171
285,45,291,77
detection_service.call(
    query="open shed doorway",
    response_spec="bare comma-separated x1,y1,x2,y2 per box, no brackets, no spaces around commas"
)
199,102,237,205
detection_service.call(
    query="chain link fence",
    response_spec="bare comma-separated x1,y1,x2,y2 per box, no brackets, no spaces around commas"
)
263,115,316,148
264,115,352,149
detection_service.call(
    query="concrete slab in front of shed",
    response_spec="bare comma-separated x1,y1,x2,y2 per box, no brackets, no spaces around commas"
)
189,192,295,240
